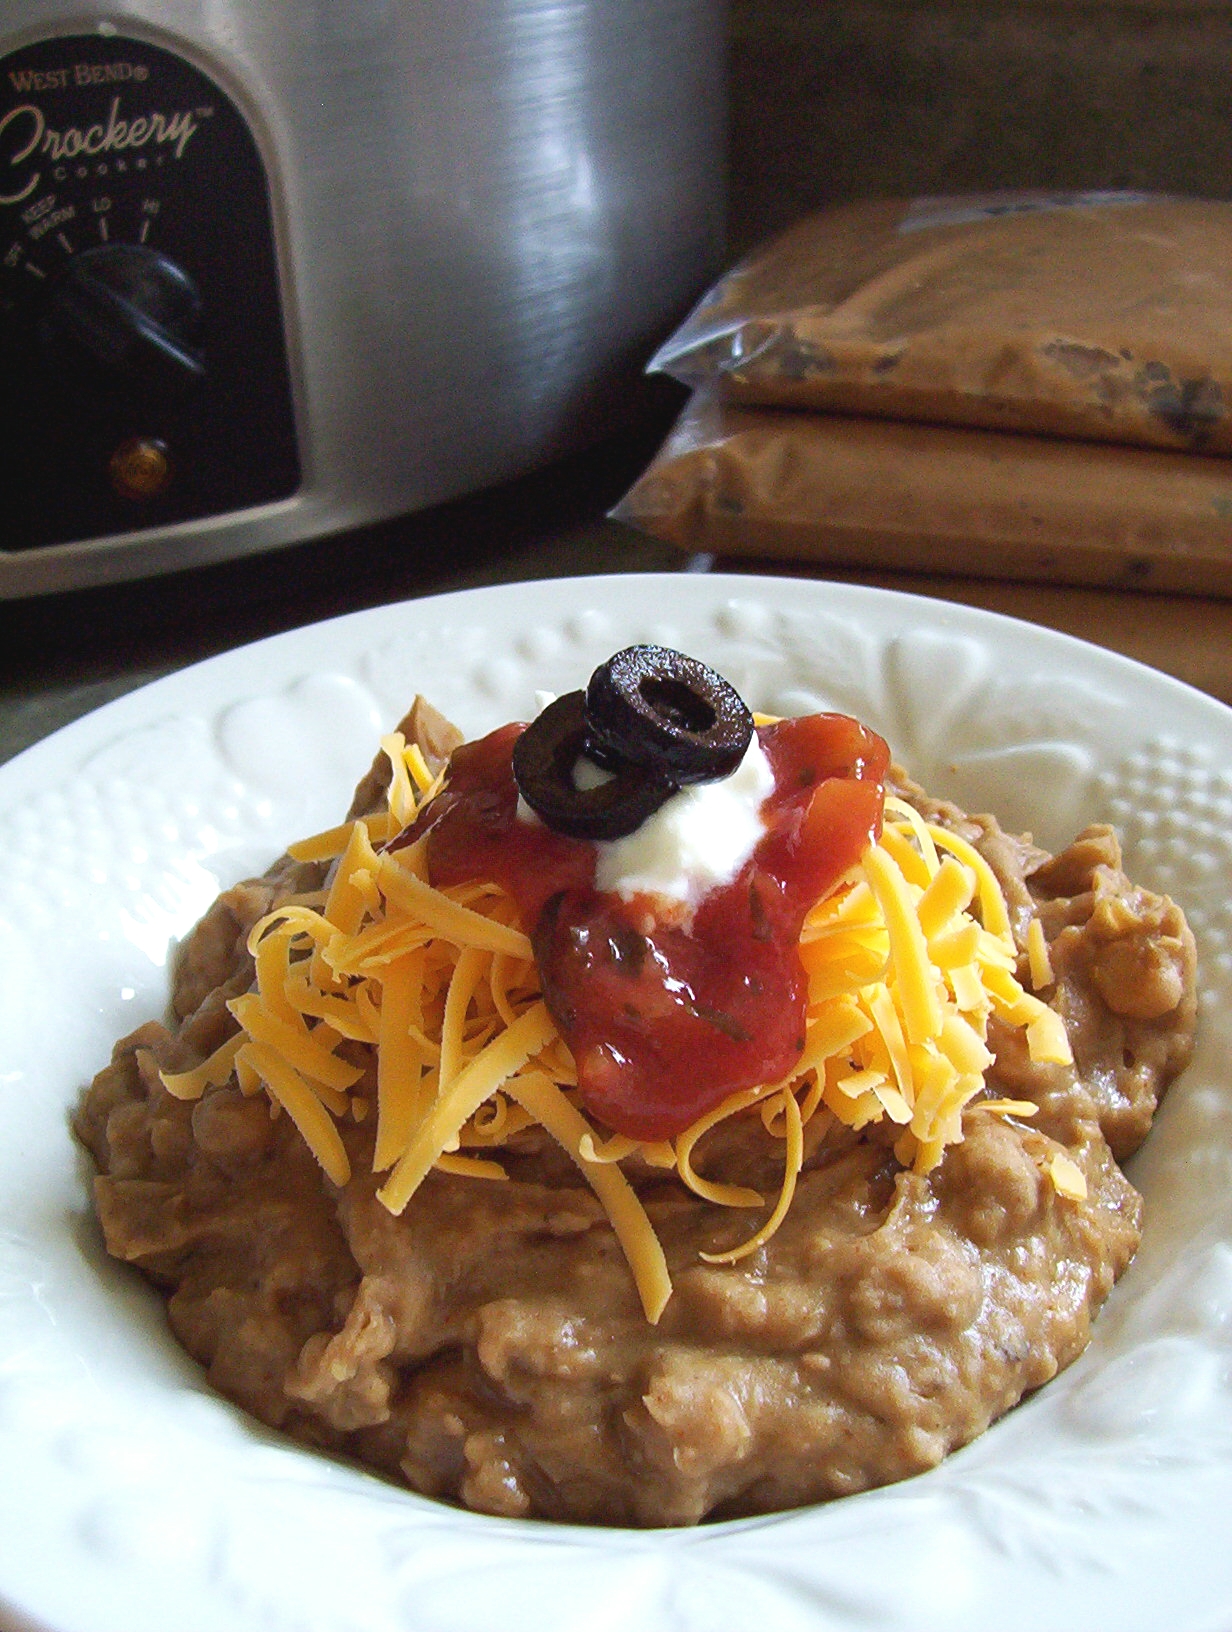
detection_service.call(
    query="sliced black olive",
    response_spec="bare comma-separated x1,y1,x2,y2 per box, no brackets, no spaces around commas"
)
586,645,754,785
512,691,677,840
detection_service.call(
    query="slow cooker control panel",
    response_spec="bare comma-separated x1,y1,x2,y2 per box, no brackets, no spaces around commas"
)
0,32,299,552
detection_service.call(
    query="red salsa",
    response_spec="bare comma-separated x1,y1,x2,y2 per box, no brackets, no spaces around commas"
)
399,714,889,1140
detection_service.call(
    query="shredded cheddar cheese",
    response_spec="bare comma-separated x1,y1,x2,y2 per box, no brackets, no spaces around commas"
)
1046,1150,1089,1200
162,737,1082,1324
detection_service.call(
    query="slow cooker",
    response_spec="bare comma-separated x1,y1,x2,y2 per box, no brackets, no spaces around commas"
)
0,3,725,596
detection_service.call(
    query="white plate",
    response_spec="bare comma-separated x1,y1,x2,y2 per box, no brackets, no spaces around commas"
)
3,573,1232,1632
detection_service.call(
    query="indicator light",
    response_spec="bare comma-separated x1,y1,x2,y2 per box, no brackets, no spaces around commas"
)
108,436,172,501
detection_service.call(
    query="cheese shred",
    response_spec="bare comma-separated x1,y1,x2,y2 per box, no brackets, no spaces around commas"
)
160,731,1080,1322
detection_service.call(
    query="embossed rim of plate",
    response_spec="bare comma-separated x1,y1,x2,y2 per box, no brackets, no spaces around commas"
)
2,572,1231,1632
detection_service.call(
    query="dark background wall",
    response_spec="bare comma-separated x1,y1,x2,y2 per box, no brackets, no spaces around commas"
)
727,1,1232,250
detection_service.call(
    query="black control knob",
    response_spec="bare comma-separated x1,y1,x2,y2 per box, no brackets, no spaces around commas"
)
39,243,204,401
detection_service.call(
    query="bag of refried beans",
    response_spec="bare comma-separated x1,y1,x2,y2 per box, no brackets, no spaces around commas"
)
649,192,1232,455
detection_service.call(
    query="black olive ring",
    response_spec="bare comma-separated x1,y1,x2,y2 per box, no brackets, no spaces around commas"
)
586,644,754,785
512,691,676,841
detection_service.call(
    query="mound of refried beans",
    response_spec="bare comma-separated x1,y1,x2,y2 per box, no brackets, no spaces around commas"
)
75,708,1196,1526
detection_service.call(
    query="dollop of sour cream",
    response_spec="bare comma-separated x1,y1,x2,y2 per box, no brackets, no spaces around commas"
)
515,693,775,913
592,735,773,909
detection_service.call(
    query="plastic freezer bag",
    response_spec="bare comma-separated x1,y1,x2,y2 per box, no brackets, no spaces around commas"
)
611,393,1232,594
649,193,1232,456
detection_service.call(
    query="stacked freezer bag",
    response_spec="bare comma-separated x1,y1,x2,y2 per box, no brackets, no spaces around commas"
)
614,192,1232,593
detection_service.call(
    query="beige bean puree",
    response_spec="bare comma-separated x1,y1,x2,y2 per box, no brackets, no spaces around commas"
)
76,713,1195,1526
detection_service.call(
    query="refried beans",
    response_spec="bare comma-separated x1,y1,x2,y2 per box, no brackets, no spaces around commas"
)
74,693,1196,1527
